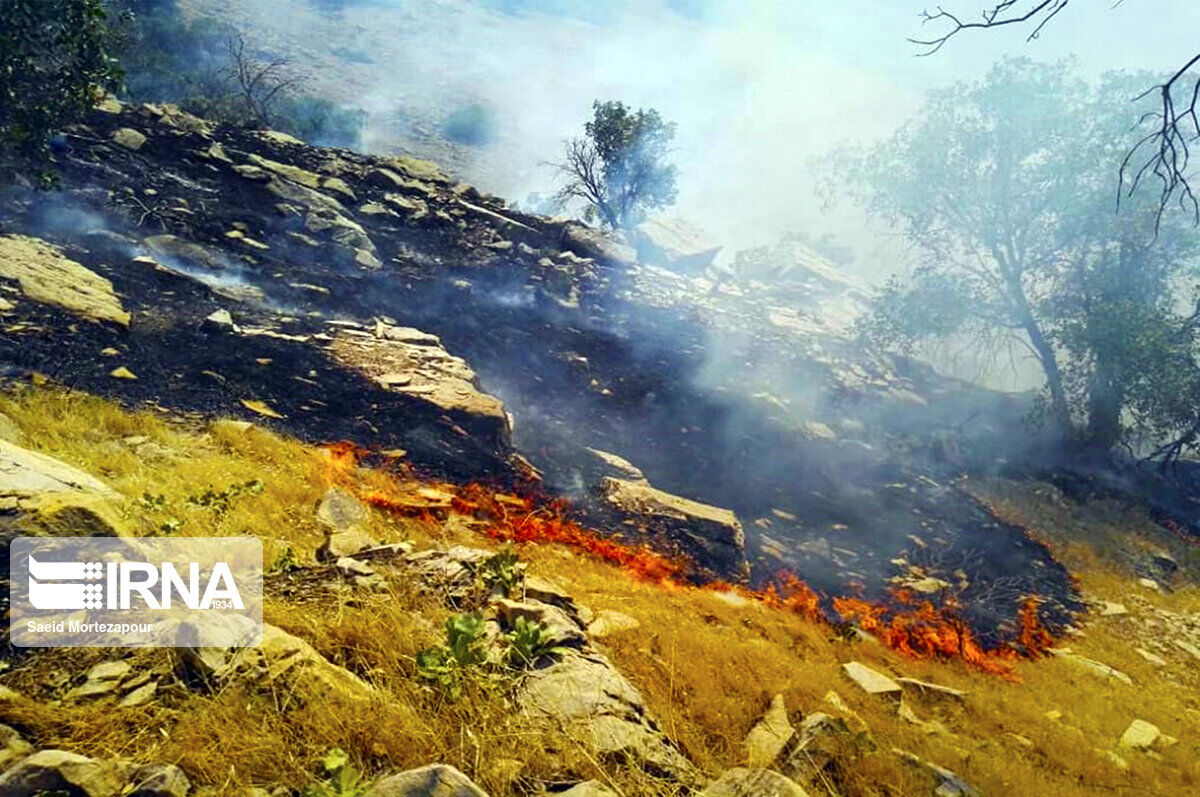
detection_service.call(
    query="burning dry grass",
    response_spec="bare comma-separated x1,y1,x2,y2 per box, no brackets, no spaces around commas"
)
1,387,1198,794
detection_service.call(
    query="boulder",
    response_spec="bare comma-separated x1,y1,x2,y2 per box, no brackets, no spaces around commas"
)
0,749,131,797
328,324,512,457
183,623,375,707
364,763,486,797
745,694,793,767
597,477,747,579
700,768,809,797
0,440,126,541
560,223,637,269
111,128,147,151
630,217,722,274
586,609,640,639
517,650,693,780
0,234,130,325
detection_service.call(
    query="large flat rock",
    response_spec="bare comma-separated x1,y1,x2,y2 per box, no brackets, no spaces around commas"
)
0,234,130,325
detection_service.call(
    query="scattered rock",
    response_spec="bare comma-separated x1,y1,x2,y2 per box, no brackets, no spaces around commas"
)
1119,719,1160,750
1099,602,1128,616
1135,648,1167,666
0,749,131,797
775,712,867,790
0,724,33,769
896,677,967,702
630,217,722,274
517,650,693,780
126,763,190,797
0,234,130,325
557,781,618,797
1049,649,1132,685
841,661,901,698
201,308,236,333
586,609,640,639
110,366,138,380
364,763,486,797
560,223,637,269
744,694,793,767
893,748,978,797
700,768,809,797
494,598,586,647
597,477,747,579
111,128,147,151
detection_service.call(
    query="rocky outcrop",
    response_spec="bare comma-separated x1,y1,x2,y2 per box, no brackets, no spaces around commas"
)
328,321,512,454
630,217,722,274
0,234,130,325
597,476,747,580
182,623,376,707
560,223,637,269
0,440,125,540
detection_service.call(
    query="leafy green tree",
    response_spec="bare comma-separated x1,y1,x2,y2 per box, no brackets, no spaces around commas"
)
555,100,678,229
844,58,1200,459
1,0,121,172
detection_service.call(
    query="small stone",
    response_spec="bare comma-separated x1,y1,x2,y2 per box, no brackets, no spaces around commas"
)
1119,719,1160,749
109,366,137,380
1135,648,1167,666
586,609,640,638
127,762,190,797
87,660,132,682
1099,602,1128,616
699,768,809,797
1174,639,1200,660
100,347,120,356
201,308,236,333
0,723,33,769
1137,578,1159,590
355,249,382,269
119,681,157,707
1097,748,1129,770
842,661,901,697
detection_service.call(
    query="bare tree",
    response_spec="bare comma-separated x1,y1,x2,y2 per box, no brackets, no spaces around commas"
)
224,33,296,127
909,2,1200,233
553,137,619,228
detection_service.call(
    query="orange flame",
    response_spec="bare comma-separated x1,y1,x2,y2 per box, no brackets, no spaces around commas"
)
322,443,1059,677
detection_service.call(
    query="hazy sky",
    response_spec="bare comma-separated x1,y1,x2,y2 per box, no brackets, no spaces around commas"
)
197,0,1200,268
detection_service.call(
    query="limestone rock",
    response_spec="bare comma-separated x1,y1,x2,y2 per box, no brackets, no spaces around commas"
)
896,677,967,702
586,609,640,639
745,694,793,767
0,234,130,325
493,597,585,647
0,749,131,797
775,712,867,789
1049,649,1133,685
517,650,693,779
1119,719,1160,750
246,154,322,188
598,477,746,579
893,748,977,797
631,217,722,274
111,128,147,151
201,308,236,333
127,763,191,797
561,223,637,269
580,448,649,485
364,763,486,797
0,723,33,769
328,324,512,455
841,662,901,697
700,768,809,797
313,487,378,561
185,623,374,706
0,440,125,541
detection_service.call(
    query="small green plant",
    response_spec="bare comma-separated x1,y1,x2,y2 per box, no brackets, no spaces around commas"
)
268,544,299,574
185,479,264,514
505,616,567,669
416,612,489,699
137,492,168,511
302,747,369,797
478,546,525,597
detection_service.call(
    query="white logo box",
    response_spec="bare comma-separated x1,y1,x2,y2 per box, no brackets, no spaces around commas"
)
9,536,262,647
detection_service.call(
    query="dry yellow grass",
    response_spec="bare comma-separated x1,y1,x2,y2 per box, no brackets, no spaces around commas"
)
1,386,1197,795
